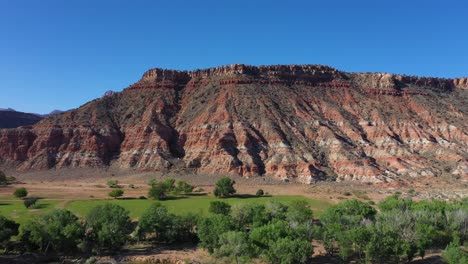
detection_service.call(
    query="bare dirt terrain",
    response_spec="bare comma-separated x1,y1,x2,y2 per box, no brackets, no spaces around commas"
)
1,167,466,203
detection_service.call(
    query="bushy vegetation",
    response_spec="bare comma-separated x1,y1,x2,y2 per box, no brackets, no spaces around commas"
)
84,204,132,253
23,197,38,208
319,196,468,263
20,209,83,253
106,179,119,188
147,178,194,200
0,171,15,185
108,189,124,199
214,177,236,198
209,201,231,215
0,171,6,185
0,192,466,263
14,187,28,198
0,215,19,251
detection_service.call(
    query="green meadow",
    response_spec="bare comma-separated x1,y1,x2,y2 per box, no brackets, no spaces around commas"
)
0,195,331,224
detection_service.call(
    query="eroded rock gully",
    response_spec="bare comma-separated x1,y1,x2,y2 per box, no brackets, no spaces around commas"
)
1,64,466,183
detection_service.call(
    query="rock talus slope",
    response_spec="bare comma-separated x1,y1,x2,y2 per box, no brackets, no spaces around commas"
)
0,64,467,183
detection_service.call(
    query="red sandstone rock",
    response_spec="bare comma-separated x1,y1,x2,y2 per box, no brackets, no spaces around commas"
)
0,64,466,183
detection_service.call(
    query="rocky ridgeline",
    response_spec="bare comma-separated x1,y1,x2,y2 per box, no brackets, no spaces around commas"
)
0,64,466,184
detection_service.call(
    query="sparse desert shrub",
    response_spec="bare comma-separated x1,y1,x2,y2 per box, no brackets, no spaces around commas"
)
175,180,193,194
256,189,264,196
14,187,28,198
343,191,352,196
109,189,124,199
139,196,147,200
0,171,6,185
128,184,135,189
194,187,205,193
106,179,119,188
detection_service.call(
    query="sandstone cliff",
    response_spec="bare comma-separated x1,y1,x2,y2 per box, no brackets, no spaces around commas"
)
0,64,467,183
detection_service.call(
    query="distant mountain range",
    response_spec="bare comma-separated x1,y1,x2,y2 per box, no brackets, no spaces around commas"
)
0,108,64,128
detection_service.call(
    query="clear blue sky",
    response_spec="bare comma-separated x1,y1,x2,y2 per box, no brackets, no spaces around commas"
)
1,0,467,113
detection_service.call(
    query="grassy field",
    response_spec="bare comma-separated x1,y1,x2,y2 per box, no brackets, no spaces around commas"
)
0,195,331,224
0,200,61,225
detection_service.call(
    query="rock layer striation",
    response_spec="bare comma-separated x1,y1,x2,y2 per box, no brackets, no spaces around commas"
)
1,64,467,183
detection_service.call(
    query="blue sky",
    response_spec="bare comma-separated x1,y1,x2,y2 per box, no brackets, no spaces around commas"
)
0,0,467,113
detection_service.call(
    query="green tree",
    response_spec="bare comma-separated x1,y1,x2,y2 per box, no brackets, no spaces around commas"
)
365,225,401,264
286,200,313,225
442,237,468,264
215,231,252,264
214,177,236,198
137,203,197,244
0,215,19,250
256,189,264,196
108,189,124,199
249,221,289,255
263,237,312,264
197,214,234,253
162,178,176,192
320,199,376,258
20,209,83,254
148,183,168,200
14,187,28,198
265,201,288,221
85,204,131,253
209,201,232,215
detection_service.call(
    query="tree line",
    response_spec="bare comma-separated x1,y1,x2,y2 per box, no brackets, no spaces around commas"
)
0,176,467,263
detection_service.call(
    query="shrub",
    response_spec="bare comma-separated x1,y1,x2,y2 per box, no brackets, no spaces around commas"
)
23,197,38,208
256,189,264,196
263,237,312,264
215,231,253,264
14,187,28,198
197,215,234,253
148,183,167,200
20,209,83,253
0,171,6,185
128,184,135,188
209,201,232,215
108,189,124,199
0,215,19,249
106,179,119,188
175,180,193,194
214,177,236,198
85,204,131,253
194,187,205,193
137,203,198,243
442,238,468,264
147,178,156,186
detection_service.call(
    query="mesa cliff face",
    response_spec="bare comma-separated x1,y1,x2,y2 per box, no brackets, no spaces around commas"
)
0,64,467,183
